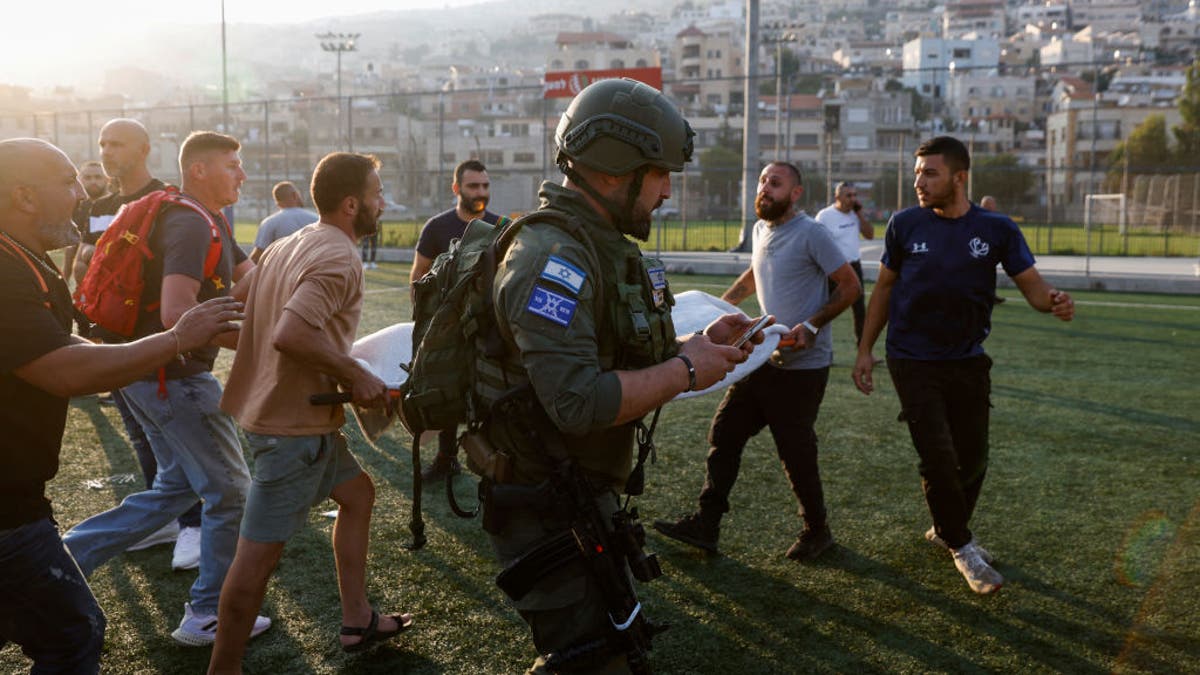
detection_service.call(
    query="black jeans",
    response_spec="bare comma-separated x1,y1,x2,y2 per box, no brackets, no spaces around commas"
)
0,518,105,674
887,355,992,549
828,259,866,344
698,365,830,532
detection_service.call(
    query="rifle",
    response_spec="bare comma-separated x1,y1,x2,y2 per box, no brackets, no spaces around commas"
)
488,387,667,674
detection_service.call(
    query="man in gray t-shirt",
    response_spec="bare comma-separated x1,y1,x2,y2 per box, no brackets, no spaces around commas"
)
654,161,860,562
250,181,318,262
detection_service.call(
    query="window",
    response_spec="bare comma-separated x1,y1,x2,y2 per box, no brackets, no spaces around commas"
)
847,108,869,123
484,150,504,166
441,152,456,163
847,135,869,150
611,59,625,69
952,48,971,58
794,133,818,146
574,60,589,69
636,58,648,67
514,151,536,163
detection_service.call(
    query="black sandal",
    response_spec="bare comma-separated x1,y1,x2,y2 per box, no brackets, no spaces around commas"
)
340,609,413,653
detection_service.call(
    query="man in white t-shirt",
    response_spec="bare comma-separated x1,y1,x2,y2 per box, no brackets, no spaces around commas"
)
815,181,874,344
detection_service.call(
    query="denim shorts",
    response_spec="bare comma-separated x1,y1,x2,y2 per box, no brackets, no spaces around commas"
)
241,431,362,543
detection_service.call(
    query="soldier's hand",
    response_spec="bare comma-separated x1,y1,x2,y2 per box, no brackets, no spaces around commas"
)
170,297,244,353
679,333,744,391
703,313,773,358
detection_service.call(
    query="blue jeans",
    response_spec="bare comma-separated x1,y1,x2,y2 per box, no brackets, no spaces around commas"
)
111,388,202,529
64,372,250,615
0,518,104,674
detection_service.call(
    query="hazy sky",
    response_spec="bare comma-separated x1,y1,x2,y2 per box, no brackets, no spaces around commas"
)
2,0,490,88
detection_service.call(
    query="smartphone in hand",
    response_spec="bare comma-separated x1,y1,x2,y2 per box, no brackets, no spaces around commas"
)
731,315,772,348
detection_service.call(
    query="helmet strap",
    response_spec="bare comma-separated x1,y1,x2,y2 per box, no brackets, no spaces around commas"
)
559,160,649,239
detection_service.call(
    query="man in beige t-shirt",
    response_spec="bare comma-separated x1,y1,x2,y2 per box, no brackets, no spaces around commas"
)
210,153,413,672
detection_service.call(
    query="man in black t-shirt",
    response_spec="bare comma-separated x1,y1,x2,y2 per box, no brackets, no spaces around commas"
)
61,159,108,284
410,160,503,480
76,119,205,568
62,131,271,647
0,138,243,675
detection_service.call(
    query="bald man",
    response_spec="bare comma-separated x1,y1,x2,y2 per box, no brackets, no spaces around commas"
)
77,119,206,568
0,138,243,674
249,181,317,263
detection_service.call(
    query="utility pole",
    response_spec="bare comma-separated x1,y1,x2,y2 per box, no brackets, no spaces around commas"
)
221,0,229,132
316,32,360,150
737,0,760,253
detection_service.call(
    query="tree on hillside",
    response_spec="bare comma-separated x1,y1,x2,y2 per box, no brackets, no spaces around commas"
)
699,118,742,213
971,154,1035,205
1105,114,1172,191
1172,58,1200,165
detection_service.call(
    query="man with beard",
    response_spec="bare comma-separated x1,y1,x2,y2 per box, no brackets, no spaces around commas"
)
63,131,271,646
61,160,108,287
815,181,874,344
208,152,413,670
0,138,244,674
410,159,504,481
75,118,207,569
654,161,859,563
852,136,1074,594
476,79,755,673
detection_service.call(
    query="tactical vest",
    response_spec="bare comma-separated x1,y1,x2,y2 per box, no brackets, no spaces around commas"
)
474,210,678,411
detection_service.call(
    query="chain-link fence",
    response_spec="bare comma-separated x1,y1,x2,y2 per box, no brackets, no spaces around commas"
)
4,78,1198,257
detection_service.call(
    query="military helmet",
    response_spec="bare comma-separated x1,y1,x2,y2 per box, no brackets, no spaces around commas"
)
555,78,694,175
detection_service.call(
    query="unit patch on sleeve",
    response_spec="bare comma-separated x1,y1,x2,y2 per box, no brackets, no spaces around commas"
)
539,255,587,295
647,265,667,307
526,285,578,327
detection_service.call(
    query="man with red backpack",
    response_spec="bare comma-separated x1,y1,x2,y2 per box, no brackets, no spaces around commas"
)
79,118,207,569
63,131,272,646
0,137,244,674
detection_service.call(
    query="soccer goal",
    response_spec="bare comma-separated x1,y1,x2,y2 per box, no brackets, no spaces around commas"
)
1084,193,1127,235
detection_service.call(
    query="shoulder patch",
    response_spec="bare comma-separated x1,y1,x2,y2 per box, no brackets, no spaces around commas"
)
526,285,578,327
539,255,587,295
647,266,666,290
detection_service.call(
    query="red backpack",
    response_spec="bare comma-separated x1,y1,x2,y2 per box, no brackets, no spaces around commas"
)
74,186,229,337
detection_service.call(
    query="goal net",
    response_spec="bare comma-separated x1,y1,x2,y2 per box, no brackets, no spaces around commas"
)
1084,193,1127,235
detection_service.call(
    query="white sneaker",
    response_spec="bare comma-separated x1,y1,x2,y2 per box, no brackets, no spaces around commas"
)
952,542,1004,594
925,526,993,564
172,526,201,571
170,602,272,647
127,521,180,552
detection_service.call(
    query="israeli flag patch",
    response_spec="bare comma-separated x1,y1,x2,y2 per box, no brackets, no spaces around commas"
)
647,266,667,290
526,286,578,327
540,256,586,295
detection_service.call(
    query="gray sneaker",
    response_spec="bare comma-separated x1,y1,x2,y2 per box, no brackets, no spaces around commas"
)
952,542,1004,594
652,513,719,553
925,526,993,564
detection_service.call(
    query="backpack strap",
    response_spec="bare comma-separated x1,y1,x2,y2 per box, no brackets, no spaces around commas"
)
168,193,230,288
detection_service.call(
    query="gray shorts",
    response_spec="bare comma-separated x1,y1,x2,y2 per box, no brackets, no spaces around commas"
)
241,431,363,543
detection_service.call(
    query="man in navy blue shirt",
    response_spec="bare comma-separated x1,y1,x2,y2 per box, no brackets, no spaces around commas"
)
852,136,1074,594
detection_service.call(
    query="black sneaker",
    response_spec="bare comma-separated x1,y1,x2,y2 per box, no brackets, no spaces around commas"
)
420,455,461,483
785,524,834,562
652,513,720,553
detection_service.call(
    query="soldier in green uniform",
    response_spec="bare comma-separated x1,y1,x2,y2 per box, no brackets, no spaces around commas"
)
474,79,767,673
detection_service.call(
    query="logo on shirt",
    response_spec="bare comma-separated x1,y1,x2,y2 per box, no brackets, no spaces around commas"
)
911,242,929,254
526,285,577,327
968,237,990,259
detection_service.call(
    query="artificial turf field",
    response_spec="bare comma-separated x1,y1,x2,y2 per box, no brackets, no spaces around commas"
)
4,264,1197,674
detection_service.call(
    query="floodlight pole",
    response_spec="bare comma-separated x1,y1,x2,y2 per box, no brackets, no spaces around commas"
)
317,32,360,150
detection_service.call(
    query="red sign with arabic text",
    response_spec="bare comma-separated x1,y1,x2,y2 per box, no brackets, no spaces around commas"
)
543,67,663,99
